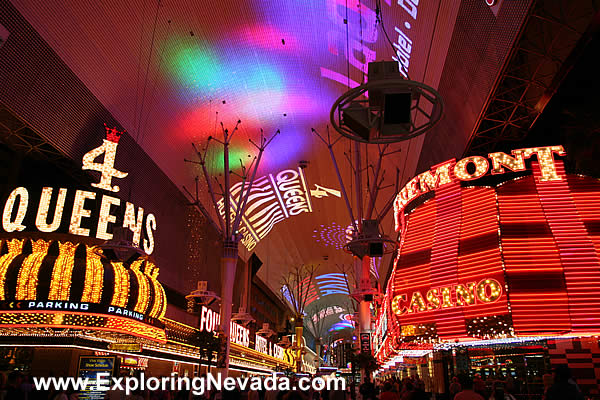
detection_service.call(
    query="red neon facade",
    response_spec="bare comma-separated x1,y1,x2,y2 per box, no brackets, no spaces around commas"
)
378,154,600,361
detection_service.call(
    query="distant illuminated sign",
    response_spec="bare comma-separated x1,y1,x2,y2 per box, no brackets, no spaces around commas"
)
360,333,371,354
1,125,158,254
107,343,142,353
77,356,115,400
255,334,285,360
198,305,250,348
394,146,566,231
218,167,340,251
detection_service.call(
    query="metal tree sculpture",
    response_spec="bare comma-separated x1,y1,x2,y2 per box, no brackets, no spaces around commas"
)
305,303,327,368
184,120,278,375
280,264,318,372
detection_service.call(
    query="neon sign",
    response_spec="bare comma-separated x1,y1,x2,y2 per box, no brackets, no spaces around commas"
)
1,125,158,254
390,278,503,316
255,334,285,360
198,305,250,348
0,301,157,326
218,167,340,251
394,145,566,231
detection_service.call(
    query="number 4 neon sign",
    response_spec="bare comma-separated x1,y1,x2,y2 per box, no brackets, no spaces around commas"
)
82,124,129,193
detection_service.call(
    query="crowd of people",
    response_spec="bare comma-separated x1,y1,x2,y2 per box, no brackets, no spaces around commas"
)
0,366,591,400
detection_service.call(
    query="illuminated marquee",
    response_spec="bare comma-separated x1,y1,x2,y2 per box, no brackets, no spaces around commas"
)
379,145,600,349
255,334,285,360
0,301,161,326
198,305,250,348
218,167,340,251
390,278,503,316
393,145,566,231
1,125,158,254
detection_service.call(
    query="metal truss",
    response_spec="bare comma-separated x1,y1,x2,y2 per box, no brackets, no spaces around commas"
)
0,103,91,185
465,0,600,156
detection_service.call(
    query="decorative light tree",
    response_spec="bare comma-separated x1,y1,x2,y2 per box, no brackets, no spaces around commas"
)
280,264,318,372
313,60,444,381
184,121,278,376
305,304,327,369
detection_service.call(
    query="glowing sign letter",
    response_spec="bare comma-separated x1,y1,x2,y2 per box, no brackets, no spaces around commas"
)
97,195,120,240
476,279,502,303
407,291,427,313
514,145,566,182
2,187,28,232
123,202,144,247
69,190,96,236
426,288,441,310
488,151,526,175
310,184,341,199
454,156,489,181
35,187,67,233
418,160,454,193
82,125,128,192
143,214,157,255
391,294,407,316
455,283,476,306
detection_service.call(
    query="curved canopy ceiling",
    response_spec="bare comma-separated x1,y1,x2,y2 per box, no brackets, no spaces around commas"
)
10,0,523,335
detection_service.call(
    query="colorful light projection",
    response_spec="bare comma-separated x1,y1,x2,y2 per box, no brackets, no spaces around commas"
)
328,316,355,332
168,35,315,172
310,305,345,323
163,0,433,172
312,222,353,250
314,273,350,298
217,167,340,250
282,272,351,312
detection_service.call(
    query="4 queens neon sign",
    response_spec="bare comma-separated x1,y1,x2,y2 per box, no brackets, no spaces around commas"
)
1,125,158,254
394,145,566,231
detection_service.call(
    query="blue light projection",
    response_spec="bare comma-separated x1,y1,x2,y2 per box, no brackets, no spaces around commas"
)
328,320,355,332
314,273,350,297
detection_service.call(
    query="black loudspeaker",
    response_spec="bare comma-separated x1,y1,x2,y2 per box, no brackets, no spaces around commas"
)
383,93,411,124
342,105,375,141
368,242,384,257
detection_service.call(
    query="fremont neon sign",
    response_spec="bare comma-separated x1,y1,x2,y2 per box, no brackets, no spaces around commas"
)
391,278,503,316
393,145,566,231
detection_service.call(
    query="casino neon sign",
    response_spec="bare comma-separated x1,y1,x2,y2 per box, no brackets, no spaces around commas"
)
391,278,503,316
394,145,566,231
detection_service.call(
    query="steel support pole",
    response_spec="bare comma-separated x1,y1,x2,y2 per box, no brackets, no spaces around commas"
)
218,240,238,377
358,255,372,381
295,318,304,373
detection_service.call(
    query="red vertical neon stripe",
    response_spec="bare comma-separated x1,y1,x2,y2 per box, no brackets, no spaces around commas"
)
497,176,571,334
429,179,467,339
533,161,600,332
